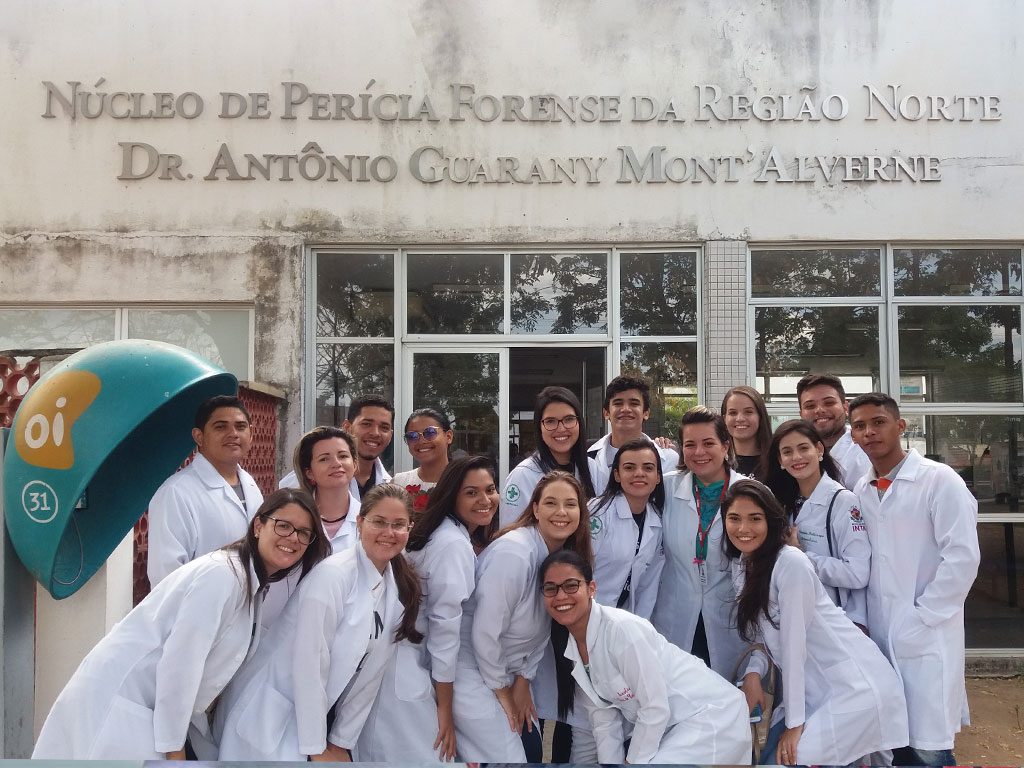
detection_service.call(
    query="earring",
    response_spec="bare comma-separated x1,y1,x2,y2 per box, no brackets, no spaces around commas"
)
818,455,823,462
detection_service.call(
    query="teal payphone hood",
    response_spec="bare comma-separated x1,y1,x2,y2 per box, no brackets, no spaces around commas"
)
3,340,237,598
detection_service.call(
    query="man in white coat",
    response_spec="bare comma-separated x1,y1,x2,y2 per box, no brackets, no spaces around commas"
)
147,395,264,586
798,373,872,489
849,392,980,767
279,394,393,497
587,375,679,494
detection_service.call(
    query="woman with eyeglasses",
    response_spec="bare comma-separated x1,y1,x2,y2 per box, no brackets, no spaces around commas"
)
456,471,594,762
723,480,907,766
392,408,454,514
293,426,361,553
539,549,751,765
354,456,501,762
214,484,423,760
33,489,330,760
499,386,596,527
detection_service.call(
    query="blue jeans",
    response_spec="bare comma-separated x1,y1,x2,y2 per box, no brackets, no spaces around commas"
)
759,718,785,764
892,746,956,766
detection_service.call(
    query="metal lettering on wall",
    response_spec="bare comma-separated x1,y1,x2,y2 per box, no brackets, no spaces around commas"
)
41,79,1004,185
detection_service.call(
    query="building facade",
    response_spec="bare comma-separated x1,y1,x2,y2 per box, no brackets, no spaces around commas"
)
2,0,1022,731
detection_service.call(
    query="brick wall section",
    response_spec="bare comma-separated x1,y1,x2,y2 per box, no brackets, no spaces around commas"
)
704,240,750,407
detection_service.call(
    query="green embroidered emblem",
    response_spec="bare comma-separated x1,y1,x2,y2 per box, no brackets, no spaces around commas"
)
505,483,521,503
590,516,603,535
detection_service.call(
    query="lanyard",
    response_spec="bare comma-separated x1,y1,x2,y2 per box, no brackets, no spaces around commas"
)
693,473,729,565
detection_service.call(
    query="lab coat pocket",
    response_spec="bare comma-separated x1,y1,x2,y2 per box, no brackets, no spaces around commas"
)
823,660,869,714
891,609,933,659
234,684,291,755
394,642,434,702
89,695,161,759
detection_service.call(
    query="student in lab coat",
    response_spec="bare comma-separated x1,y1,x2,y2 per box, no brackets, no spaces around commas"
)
650,405,747,679
499,386,596,527
33,489,330,760
355,455,500,762
724,479,909,766
587,375,679,495
147,395,264,585
293,426,361,554
765,419,870,626
213,483,422,761
562,438,667,762
456,471,594,763
722,385,772,480
540,549,751,765
797,373,872,489
848,392,980,766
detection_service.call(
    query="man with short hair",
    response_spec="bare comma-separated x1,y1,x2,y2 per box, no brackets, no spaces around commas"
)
280,395,394,497
587,375,679,494
849,392,980,767
797,373,872,488
147,394,264,586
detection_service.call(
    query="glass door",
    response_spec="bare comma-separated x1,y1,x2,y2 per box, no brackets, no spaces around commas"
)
401,347,508,477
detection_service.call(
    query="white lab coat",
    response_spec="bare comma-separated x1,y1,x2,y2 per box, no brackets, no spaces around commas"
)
793,473,870,625
650,469,747,679
34,551,265,759
831,426,872,490
855,449,980,751
587,433,680,495
147,453,263,586
736,546,909,765
590,494,664,620
498,454,598,527
355,517,476,762
566,601,750,765
214,544,402,760
278,457,391,500
453,525,551,762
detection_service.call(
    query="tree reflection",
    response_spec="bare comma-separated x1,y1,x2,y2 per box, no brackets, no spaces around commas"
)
316,254,394,338
621,343,698,440
412,353,499,460
407,255,503,334
315,343,394,426
751,249,881,298
511,254,606,334
894,249,1022,297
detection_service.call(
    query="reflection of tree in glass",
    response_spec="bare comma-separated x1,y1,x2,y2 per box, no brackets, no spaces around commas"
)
315,344,393,426
899,306,1022,401
620,253,698,336
131,311,226,367
755,307,879,399
511,254,606,333
316,254,394,338
0,309,115,350
750,249,880,298
407,255,502,334
413,353,499,460
894,249,1022,297
621,343,697,440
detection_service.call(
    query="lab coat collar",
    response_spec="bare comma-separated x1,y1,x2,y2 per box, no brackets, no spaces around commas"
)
610,494,663,532
564,598,607,666
355,539,391,591
191,452,244,492
806,472,843,506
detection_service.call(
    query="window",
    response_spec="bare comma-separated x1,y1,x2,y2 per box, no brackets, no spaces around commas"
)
0,306,253,380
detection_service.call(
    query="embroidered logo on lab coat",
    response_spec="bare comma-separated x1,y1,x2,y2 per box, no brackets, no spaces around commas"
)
616,686,635,701
850,506,866,532
505,483,521,503
590,515,604,535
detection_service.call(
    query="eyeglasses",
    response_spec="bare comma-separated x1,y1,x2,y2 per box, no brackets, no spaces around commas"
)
404,426,442,443
266,516,316,546
540,415,579,432
541,578,583,597
364,516,413,533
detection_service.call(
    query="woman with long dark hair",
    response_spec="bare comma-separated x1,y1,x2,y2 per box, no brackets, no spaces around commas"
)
355,456,500,762
456,471,593,762
765,419,870,627
723,480,907,766
214,484,424,760
650,406,747,680
499,386,596,526
34,489,329,759
540,550,751,765
562,437,668,762
721,385,772,480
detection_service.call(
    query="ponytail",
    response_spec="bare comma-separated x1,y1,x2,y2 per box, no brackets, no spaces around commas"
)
390,553,424,643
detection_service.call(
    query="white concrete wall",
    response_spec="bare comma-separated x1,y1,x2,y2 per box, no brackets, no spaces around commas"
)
0,0,1021,241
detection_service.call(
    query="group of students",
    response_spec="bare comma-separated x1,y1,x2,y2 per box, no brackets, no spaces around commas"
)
33,374,980,766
